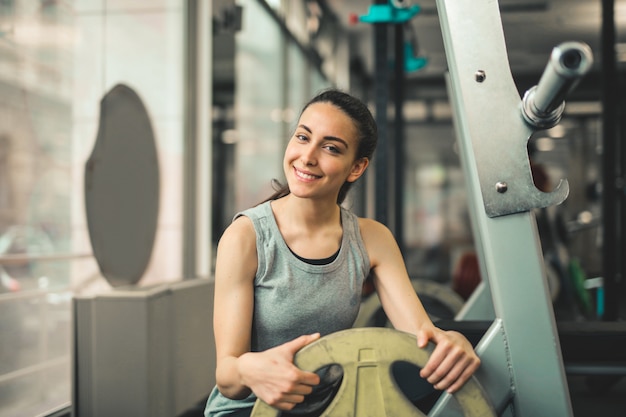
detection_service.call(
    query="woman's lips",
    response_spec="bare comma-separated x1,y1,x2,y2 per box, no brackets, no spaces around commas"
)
294,166,321,181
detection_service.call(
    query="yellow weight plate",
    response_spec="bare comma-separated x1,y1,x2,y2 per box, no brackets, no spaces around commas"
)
251,328,496,417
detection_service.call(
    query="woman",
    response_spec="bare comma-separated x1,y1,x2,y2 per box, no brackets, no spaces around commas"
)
204,89,480,417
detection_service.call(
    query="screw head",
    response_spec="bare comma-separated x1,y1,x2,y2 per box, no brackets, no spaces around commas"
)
475,70,486,83
496,182,508,193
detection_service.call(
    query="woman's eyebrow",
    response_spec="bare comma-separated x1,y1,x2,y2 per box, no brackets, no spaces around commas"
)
298,124,349,148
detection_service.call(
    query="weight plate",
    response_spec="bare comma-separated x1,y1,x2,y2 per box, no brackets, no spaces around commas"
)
251,327,496,417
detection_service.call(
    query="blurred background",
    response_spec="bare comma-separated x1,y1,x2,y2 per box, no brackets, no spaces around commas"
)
0,0,624,416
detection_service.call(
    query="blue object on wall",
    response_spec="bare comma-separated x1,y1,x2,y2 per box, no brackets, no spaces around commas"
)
404,41,428,72
359,3,421,24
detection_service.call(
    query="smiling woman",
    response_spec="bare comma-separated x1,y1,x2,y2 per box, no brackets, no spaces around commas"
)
204,89,480,417
261,90,377,206
283,106,368,204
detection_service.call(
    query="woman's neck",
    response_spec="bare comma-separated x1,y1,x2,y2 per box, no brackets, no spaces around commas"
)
270,195,343,259
273,194,340,229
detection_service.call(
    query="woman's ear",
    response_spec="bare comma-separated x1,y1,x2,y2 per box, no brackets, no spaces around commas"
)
347,157,369,183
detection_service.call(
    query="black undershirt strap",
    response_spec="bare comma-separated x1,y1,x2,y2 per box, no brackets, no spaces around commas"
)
289,247,340,265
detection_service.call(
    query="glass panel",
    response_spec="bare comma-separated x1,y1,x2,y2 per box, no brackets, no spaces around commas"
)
0,1,187,415
285,41,308,129
233,0,330,213
311,66,331,96
234,0,285,210
0,289,72,417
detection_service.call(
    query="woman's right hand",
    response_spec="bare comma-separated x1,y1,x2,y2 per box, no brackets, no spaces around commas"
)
238,333,322,411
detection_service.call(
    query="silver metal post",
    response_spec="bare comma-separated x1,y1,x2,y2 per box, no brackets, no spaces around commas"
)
521,42,594,128
432,0,587,415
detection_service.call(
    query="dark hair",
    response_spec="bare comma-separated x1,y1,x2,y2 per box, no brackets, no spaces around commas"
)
264,88,378,205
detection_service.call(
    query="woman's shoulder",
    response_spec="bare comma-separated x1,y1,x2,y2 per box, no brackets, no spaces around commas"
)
357,216,391,233
223,202,272,238
219,214,256,249
234,201,271,222
357,217,395,243
215,215,258,286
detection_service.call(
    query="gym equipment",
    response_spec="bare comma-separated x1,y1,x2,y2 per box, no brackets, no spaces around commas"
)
359,2,421,25
437,0,592,415
403,40,428,73
251,328,496,417
521,42,593,129
354,279,465,327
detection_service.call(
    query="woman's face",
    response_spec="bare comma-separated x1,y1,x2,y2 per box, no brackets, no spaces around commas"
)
283,102,369,202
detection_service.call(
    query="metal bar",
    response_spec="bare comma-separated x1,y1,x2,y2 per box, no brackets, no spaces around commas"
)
454,281,495,321
601,0,622,321
565,364,626,376
426,22,571,219
35,403,71,417
393,23,405,250
435,0,573,415
0,288,61,302
196,0,212,278
430,319,514,416
0,253,92,266
621,60,626,321
183,0,199,279
374,10,389,225
0,356,70,385
521,42,593,128
183,0,212,279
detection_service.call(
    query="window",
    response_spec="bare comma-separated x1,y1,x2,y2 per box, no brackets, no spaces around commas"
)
0,1,198,415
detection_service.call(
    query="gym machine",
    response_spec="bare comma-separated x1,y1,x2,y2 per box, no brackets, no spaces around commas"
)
432,0,588,414
249,0,610,416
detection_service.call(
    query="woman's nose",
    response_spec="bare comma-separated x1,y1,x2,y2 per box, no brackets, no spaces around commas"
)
301,147,317,166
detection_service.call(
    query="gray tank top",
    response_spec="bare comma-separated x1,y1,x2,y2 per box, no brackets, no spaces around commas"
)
242,201,370,352
204,201,370,417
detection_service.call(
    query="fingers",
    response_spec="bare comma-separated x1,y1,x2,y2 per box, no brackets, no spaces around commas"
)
256,334,322,410
418,331,481,393
264,394,305,411
279,333,322,386
298,369,321,387
263,375,319,410
416,331,429,349
445,359,481,393
423,350,480,392
282,333,321,356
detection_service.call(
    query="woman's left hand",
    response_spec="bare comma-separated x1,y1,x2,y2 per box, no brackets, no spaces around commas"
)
416,328,481,393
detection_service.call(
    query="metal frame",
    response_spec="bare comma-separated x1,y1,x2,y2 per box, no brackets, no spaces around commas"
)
429,0,589,415
183,0,213,279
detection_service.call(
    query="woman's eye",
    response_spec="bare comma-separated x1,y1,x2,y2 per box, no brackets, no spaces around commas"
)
325,145,341,154
296,134,308,142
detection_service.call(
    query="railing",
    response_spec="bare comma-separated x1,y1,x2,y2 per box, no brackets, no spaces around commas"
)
0,259,78,417
0,252,93,266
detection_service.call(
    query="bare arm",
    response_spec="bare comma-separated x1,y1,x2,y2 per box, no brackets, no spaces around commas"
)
213,216,321,409
359,218,480,393
213,216,257,399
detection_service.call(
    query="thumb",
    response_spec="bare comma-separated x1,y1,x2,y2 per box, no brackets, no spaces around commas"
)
283,333,321,355
416,329,431,349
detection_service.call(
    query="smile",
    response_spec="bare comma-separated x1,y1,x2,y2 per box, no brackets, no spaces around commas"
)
294,167,321,181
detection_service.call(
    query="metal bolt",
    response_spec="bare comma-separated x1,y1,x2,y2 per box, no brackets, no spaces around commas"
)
475,70,486,83
496,182,508,193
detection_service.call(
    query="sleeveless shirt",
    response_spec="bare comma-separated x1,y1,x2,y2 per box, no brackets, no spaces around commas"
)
204,201,370,417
